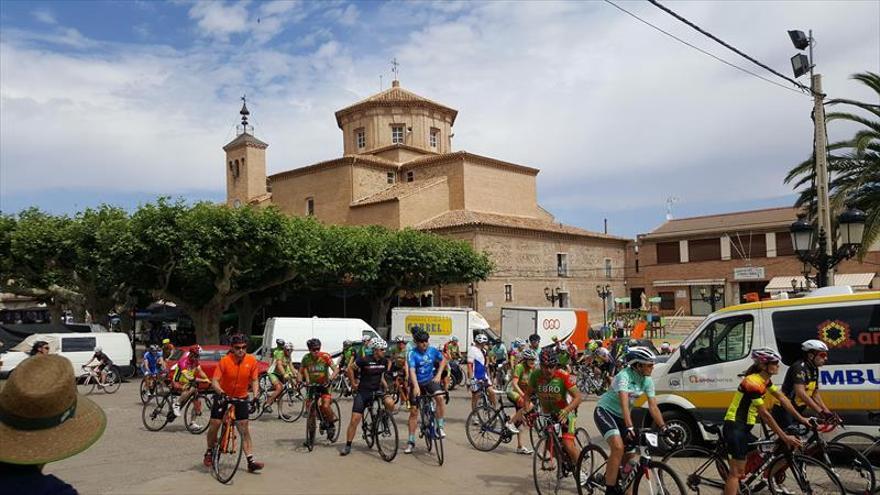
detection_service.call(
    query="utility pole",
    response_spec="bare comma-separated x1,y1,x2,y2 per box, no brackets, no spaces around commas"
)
811,72,834,283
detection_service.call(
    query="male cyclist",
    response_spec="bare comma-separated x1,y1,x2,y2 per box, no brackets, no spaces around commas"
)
592,347,616,389
659,342,672,355
404,329,447,454
529,348,583,477
204,334,263,473
162,338,175,360
442,336,462,390
171,345,210,419
506,347,537,454
388,336,410,409
301,338,340,443
593,347,669,495
264,341,296,413
83,346,113,385
467,334,498,410
342,340,356,367
772,339,835,429
340,338,395,456
142,345,165,392
508,338,525,366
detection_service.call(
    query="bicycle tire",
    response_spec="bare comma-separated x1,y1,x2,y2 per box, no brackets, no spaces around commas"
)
809,441,877,494
465,406,505,452
278,386,304,423
661,445,728,494
435,432,444,466
767,453,846,495
184,395,210,434
576,444,609,495
533,436,566,495
830,432,880,466
327,399,341,443
363,406,376,448
375,409,399,462
78,374,96,395
575,427,590,449
139,377,151,404
141,393,171,432
248,390,266,421
530,415,550,454
305,403,317,452
633,459,688,494
103,369,122,394
212,420,243,484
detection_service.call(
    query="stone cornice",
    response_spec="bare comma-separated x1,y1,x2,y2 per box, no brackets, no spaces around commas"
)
401,151,540,176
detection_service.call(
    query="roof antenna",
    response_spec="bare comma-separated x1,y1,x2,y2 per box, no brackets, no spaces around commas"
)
391,57,400,85
665,196,680,221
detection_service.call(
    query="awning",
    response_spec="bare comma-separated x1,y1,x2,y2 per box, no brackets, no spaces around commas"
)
766,276,808,292
766,273,875,292
653,278,725,287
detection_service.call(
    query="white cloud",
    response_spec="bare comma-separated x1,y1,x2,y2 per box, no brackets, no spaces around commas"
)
188,1,250,39
32,9,57,25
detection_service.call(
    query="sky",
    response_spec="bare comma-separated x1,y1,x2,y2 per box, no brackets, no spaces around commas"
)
0,0,877,237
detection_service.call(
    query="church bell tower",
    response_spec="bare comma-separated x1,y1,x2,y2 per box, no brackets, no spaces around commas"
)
224,96,268,207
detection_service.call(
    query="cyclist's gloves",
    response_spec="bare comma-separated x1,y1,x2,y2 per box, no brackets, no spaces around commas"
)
624,427,637,443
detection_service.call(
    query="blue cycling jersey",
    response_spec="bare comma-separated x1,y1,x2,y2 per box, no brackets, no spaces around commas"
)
408,346,443,384
143,351,163,373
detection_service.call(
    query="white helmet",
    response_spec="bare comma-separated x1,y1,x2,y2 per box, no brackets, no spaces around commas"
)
625,347,655,365
751,347,782,363
370,338,387,350
284,342,294,352
595,347,610,358
520,348,538,361
660,342,671,351
801,339,828,353
515,338,527,346
474,334,489,344
94,346,102,353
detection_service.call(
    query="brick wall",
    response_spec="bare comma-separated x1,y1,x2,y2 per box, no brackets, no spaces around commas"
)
462,160,538,217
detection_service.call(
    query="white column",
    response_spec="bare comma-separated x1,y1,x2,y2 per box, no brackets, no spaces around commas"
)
721,235,731,261
766,232,777,258
679,240,689,263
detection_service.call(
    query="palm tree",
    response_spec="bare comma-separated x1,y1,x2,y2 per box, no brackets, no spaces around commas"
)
785,71,880,258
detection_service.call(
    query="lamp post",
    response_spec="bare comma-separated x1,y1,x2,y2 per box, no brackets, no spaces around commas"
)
595,284,612,327
544,286,562,307
699,286,724,312
789,206,866,287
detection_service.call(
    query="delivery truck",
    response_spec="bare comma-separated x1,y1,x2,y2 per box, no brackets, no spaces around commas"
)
390,307,499,349
500,307,591,349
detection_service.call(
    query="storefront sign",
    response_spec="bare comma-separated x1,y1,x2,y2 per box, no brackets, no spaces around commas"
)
733,267,765,280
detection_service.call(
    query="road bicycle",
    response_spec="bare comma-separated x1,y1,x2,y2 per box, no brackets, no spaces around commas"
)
416,390,447,466
471,379,496,411
661,421,845,495
329,372,353,398
831,412,880,469
139,370,169,404
466,400,590,454
795,417,876,494
77,365,121,394
303,384,341,451
360,390,399,462
387,370,409,411
211,396,248,484
448,358,465,390
578,427,687,495
141,382,213,434
533,413,590,495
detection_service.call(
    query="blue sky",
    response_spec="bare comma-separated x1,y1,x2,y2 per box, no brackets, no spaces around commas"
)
1,0,878,237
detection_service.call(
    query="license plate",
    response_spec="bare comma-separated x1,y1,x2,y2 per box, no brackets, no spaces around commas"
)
644,432,659,447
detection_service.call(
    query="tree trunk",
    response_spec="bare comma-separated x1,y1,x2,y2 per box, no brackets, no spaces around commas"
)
49,301,63,325
235,296,256,336
370,296,393,338
190,306,223,344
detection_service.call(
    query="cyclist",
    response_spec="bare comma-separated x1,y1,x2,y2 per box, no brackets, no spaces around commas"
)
388,336,409,409
593,347,670,495
722,348,809,495
506,347,538,454
592,347,616,389
771,339,835,430
467,333,498,411
659,342,672,355
340,338,395,456
508,338,524,366
357,334,373,359
142,344,165,392
82,346,113,385
264,341,296,413
442,336,462,390
529,348,583,478
171,345,210,418
301,338,340,443
204,334,264,473
404,329,447,454
162,338,175,359
488,338,507,370
527,334,541,354
342,340,356,367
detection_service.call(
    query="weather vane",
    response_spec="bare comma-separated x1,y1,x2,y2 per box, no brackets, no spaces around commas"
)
391,57,399,81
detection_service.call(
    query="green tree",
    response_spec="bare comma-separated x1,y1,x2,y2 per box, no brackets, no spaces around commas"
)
785,71,880,258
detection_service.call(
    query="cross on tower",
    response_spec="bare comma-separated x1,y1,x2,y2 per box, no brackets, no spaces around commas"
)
391,57,399,81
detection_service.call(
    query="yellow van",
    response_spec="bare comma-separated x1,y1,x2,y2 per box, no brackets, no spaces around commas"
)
640,287,879,446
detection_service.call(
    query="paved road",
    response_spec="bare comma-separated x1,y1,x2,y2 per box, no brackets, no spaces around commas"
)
47,382,609,494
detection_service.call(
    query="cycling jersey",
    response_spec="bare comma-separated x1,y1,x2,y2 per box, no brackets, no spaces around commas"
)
142,351,163,374
93,351,112,365
506,362,533,396
302,351,333,384
557,345,571,367
595,367,655,417
173,361,199,384
724,373,778,426
779,359,818,408
268,348,291,376
443,342,461,359
528,368,578,414
353,355,389,393
467,345,488,381
490,343,507,361
388,346,408,370
214,353,259,399
407,346,443,384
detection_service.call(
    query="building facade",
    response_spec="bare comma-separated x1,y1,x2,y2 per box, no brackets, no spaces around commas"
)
625,207,880,316
224,81,628,329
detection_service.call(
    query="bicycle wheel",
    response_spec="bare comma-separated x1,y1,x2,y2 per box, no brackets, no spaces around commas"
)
141,394,172,431
278,387,304,423
327,399,341,442
78,374,96,395
533,436,563,495
530,415,550,454
184,395,210,434
831,432,880,467
434,430,444,466
212,420,243,484
139,377,151,404
248,390,266,421
305,404,317,452
575,427,590,449
363,406,376,448
661,446,727,494
633,459,688,494
466,407,504,452
375,410,399,462
809,442,876,495
103,369,121,394
767,453,846,495
576,444,609,495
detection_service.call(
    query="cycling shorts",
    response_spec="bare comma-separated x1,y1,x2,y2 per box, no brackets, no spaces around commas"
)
470,377,490,393
142,365,161,376
507,390,526,409
593,406,637,453
268,371,290,385
412,381,443,404
722,420,757,461
352,389,382,415
210,398,250,421
306,385,331,401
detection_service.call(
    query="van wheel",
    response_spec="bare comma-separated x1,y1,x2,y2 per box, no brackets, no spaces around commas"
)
659,411,696,451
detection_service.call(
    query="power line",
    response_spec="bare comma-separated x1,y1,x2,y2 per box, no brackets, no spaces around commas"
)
646,0,811,93
603,0,808,97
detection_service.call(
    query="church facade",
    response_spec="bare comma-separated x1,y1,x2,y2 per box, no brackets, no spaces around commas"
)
224,80,628,329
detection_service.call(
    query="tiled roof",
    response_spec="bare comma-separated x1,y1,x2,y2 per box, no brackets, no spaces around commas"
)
268,154,399,181
223,132,268,151
416,210,628,241
335,81,458,126
351,177,447,207
644,207,800,239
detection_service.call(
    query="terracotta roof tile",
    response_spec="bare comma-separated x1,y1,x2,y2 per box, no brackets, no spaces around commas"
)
416,210,628,241
335,82,458,126
223,132,268,151
268,154,398,181
644,206,801,239
351,177,447,206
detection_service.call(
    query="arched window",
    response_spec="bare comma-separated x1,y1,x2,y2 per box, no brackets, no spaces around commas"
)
233,159,240,178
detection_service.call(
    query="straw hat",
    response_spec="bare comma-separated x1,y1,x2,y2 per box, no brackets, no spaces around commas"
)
0,354,106,465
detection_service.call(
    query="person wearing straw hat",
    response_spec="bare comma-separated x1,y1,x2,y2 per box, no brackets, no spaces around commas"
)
0,354,106,494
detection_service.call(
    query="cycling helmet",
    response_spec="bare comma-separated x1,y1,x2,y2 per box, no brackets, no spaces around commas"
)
275,338,285,347
94,346,103,353
539,348,558,367
660,342,671,351
306,338,321,350
412,329,430,343
595,347,611,358
149,344,159,352
587,341,600,352
190,345,202,355
343,340,352,346
451,336,459,342
230,334,247,345
801,339,828,353
162,338,171,345
625,347,656,366
370,339,388,350
528,334,541,344
361,334,372,343
474,334,489,344
520,348,538,361
393,335,406,344
551,335,560,342
751,347,782,363
284,342,294,352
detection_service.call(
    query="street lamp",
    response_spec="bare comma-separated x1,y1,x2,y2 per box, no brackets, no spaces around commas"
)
699,286,724,312
789,206,866,288
595,284,612,328
544,286,562,307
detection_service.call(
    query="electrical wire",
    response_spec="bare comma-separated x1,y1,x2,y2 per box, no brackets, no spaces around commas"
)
603,0,809,97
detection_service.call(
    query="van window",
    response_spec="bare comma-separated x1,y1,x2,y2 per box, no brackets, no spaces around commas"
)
62,337,97,352
683,314,754,369
772,303,880,365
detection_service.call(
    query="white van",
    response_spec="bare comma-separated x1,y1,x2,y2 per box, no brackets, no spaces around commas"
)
501,307,592,349
640,287,880,446
390,307,499,349
259,317,381,364
0,332,133,377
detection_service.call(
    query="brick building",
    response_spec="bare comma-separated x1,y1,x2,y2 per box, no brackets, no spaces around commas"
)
625,207,880,316
223,80,628,328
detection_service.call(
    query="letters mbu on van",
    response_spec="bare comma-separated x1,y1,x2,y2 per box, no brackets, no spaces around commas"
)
405,315,452,336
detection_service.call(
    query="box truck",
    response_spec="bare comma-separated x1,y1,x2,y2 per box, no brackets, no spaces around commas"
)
500,307,591,349
259,317,381,364
390,307,499,349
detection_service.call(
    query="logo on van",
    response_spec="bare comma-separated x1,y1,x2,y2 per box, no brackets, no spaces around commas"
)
542,319,561,330
817,320,856,349
405,316,452,336
821,369,880,386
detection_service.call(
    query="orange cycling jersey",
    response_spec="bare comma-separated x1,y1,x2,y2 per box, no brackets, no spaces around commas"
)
214,353,259,399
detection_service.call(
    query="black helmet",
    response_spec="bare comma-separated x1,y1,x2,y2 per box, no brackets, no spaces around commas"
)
230,334,247,345
412,329,430,343
528,334,541,344
539,347,558,367
306,338,321,350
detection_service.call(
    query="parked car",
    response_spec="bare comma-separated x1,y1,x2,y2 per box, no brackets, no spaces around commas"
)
164,345,270,385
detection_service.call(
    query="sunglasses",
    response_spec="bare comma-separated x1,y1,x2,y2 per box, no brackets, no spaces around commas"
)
232,345,247,350
817,352,828,359
767,360,780,366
